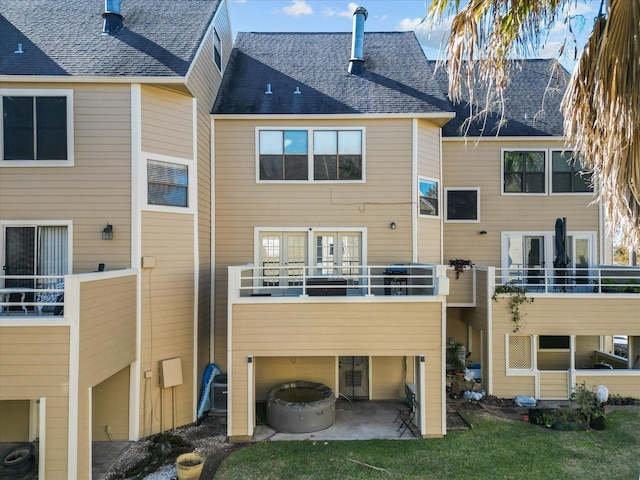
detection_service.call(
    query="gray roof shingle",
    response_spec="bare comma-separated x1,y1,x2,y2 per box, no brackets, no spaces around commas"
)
211,32,454,116
429,59,570,137
0,0,221,77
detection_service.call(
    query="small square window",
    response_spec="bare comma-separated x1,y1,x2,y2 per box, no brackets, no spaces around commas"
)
148,160,188,207
551,151,593,193
418,177,439,217
446,188,479,222
503,150,546,194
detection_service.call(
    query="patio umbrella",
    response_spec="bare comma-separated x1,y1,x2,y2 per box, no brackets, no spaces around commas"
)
553,217,569,289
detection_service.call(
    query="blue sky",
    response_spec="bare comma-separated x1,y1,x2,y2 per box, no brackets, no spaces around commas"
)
227,0,600,70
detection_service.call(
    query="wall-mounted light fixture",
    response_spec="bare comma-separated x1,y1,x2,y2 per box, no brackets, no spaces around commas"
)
390,222,396,230
479,230,487,235
102,223,113,240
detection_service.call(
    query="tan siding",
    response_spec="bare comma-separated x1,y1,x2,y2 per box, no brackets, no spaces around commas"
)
0,327,70,478
446,268,474,304
371,356,406,400
0,83,132,271
141,86,193,159
574,374,640,399
92,366,130,441
214,118,418,369
442,139,599,267
139,211,196,434
539,372,569,399
416,121,442,263
0,400,29,441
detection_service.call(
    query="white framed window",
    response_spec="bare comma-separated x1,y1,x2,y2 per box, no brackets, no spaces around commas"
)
502,149,546,194
213,29,222,72
144,154,194,211
538,335,570,351
550,150,593,194
418,176,439,217
445,187,480,222
256,127,364,182
1,89,74,166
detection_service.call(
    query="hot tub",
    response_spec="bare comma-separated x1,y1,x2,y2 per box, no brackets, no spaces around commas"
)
266,381,336,433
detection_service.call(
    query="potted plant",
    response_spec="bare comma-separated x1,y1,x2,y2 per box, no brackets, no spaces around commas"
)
446,341,467,373
449,259,473,279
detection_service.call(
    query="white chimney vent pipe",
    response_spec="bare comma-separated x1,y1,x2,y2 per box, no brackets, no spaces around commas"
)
348,6,368,75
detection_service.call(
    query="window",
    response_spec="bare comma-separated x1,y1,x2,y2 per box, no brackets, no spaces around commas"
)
257,128,363,182
214,30,222,71
313,130,362,180
445,188,479,222
418,177,439,217
503,150,546,193
539,335,570,350
1,89,73,164
315,232,361,276
147,160,188,207
551,151,593,193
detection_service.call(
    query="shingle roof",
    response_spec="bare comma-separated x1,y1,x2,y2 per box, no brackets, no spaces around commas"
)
430,59,570,137
211,32,454,116
0,0,221,77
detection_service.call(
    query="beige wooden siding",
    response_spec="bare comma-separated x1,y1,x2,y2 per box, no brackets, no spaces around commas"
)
229,302,444,439
184,17,225,381
0,83,132,272
92,366,130,441
446,268,474,304
416,121,442,263
0,326,70,478
139,211,196,435
141,86,193,159
574,374,640,399
254,357,336,401
0,400,29,441
575,336,599,367
539,371,569,399
442,139,599,267
214,118,420,369
371,356,407,400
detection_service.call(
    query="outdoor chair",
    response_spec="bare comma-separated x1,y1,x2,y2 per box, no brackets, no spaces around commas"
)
394,383,417,437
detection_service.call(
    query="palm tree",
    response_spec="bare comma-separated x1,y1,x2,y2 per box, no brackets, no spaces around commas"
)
426,0,640,251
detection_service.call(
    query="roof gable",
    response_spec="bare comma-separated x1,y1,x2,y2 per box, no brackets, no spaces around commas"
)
0,0,221,77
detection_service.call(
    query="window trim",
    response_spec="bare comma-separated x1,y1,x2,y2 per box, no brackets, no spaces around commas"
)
213,29,222,73
1,89,74,167
255,127,366,184
501,148,547,196
549,149,594,195
444,187,480,223
142,153,195,213
418,175,440,218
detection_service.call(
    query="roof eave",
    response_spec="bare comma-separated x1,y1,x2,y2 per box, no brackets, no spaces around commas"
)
210,112,456,125
0,75,187,85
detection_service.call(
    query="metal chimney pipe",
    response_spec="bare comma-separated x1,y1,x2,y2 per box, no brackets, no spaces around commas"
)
348,6,368,75
103,0,124,35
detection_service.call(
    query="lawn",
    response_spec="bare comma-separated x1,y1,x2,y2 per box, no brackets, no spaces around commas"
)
214,408,640,479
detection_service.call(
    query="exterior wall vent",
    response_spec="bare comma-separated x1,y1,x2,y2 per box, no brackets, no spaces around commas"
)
348,6,368,75
102,0,124,35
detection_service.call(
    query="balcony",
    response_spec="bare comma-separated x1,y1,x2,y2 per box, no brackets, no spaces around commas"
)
229,264,447,299
495,266,640,294
0,275,65,317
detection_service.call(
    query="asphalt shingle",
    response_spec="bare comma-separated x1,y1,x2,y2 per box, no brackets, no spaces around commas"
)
211,32,454,116
0,0,221,77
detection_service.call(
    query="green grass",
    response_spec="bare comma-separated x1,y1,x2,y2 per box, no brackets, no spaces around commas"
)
215,408,640,479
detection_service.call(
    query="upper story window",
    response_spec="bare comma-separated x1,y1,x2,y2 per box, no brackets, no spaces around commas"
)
257,128,364,182
503,150,546,194
551,151,593,193
214,30,222,71
147,160,189,207
445,187,480,222
418,176,439,217
1,89,74,166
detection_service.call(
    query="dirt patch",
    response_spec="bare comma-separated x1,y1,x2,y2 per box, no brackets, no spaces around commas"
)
102,415,237,480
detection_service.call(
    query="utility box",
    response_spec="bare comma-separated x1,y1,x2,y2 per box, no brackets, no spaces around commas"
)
211,374,227,412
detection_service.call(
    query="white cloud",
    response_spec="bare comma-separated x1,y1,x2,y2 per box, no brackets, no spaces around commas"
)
282,0,313,16
396,15,453,55
334,3,359,18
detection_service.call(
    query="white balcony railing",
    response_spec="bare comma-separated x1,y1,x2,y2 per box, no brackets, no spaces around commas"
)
231,264,441,298
0,275,65,316
495,266,640,294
